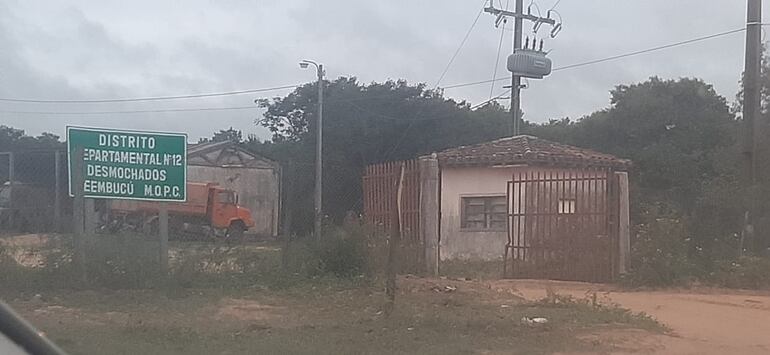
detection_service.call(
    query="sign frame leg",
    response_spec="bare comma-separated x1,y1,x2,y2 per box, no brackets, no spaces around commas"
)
159,203,169,275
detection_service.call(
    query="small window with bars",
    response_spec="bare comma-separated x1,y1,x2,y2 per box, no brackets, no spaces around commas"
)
461,196,507,230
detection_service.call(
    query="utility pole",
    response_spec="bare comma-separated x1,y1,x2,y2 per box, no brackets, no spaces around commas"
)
512,0,523,136
742,0,763,253
485,0,559,136
300,59,324,243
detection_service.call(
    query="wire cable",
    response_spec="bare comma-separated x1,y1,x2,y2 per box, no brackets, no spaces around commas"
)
490,20,508,100
433,0,488,88
0,106,256,115
473,89,512,110
0,84,301,104
381,0,490,163
442,27,748,90
528,0,542,18
1,27,751,115
552,27,746,72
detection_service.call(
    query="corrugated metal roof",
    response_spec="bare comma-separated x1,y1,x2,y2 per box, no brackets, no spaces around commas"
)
187,140,278,168
187,140,235,155
433,135,631,169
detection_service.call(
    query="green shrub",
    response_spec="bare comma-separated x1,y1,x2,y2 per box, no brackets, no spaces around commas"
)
711,256,770,289
318,235,366,277
318,224,373,277
0,224,390,294
280,238,324,277
0,236,75,292
1,233,163,291
84,234,163,289
624,213,702,287
0,244,30,288
282,223,387,279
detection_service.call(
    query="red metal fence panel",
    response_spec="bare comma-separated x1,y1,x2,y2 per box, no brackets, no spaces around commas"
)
362,159,422,272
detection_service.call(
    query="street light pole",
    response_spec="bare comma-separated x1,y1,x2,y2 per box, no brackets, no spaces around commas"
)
300,60,324,243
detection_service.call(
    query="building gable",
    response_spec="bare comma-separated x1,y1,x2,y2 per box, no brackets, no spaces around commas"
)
187,141,277,169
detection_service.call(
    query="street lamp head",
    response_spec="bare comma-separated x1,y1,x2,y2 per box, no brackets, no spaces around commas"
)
300,59,319,70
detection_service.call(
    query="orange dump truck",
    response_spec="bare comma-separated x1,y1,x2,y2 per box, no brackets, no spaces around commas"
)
108,182,255,240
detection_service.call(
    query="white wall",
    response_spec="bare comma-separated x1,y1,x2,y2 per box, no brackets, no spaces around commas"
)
439,165,608,261
440,166,522,260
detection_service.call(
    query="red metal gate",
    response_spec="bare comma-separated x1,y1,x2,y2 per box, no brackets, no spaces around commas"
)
504,168,619,283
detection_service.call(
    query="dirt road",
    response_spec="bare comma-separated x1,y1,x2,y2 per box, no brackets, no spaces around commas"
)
494,280,770,354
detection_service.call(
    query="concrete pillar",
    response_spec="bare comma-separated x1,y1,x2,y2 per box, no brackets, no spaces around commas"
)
615,171,630,274
419,155,440,276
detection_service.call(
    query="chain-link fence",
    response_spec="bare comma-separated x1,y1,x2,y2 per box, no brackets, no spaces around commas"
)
0,147,388,293
0,150,69,233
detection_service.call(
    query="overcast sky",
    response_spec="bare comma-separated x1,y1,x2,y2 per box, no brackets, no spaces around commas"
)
0,0,764,142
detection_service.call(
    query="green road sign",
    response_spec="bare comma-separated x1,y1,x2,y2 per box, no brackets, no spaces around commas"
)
67,126,187,201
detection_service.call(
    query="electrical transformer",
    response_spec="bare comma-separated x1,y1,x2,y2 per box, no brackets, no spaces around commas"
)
507,49,552,79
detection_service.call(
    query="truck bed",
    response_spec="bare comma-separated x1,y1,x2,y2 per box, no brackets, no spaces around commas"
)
110,182,212,216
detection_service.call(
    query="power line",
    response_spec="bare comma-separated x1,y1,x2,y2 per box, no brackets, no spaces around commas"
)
0,84,301,104
490,19,508,100
553,27,746,72
384,0,490,163
472,89,512,109
2,91,455,115
0,106,256,115
433,0,488,88
444,78,508,89
1,27,752,115
0,21,758,109
442,26,748,90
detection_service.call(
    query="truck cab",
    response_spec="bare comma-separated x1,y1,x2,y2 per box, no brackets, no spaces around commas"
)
208,187,255,239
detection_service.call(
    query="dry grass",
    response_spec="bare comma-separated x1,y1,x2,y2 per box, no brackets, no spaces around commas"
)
2,234,664,354
7,276,665,355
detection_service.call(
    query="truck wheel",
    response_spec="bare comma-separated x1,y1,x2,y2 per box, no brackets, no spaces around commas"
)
226,222,245,244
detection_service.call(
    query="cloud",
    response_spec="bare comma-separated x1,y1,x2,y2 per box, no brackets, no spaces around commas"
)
0,4,78,100
0,0,762,141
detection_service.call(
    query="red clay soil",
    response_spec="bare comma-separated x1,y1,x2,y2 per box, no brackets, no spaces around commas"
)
492,279,770,355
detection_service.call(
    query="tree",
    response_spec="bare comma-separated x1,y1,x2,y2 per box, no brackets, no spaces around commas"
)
199,127,243,143
253,77,510,234
0,126,64,186
528,77,736,211
255,75,741,252
526,77,742,263
0,126,62,151
213,127,243,143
